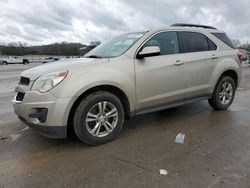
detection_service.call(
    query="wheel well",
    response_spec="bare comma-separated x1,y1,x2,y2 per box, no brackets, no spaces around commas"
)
221,70,238,86
67,85,131,129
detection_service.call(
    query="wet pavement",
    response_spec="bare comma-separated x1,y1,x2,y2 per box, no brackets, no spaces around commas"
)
0,63,250,188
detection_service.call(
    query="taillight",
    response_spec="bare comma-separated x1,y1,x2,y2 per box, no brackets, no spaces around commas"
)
237,52,243,64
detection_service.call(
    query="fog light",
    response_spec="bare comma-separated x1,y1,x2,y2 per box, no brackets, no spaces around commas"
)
29,108,48,123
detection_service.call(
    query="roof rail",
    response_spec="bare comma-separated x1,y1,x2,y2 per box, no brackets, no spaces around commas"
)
171,23,217,30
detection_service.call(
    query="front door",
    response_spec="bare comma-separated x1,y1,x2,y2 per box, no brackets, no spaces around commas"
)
135,31,186,111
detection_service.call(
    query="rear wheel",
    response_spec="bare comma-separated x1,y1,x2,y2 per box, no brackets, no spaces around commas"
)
208,76,236,110
23,60,29,64
73,91,124,145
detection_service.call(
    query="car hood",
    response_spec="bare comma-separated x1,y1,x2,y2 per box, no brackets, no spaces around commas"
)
21,58,109,80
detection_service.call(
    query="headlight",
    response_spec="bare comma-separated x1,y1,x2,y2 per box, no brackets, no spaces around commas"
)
31,70,68,93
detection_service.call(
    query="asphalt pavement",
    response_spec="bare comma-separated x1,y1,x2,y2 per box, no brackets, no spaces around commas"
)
0,63,250,188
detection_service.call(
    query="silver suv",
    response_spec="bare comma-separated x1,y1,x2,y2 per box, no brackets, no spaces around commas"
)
13,23,242,145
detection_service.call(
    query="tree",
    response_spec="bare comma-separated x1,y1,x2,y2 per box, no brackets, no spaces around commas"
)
232,39,241,48
89,41,101,46
0,42,91,56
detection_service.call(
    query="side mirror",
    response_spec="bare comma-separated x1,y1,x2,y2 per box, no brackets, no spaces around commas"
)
136,46,160,59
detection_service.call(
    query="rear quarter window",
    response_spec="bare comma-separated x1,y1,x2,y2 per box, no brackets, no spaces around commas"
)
212,33,236,49
208,39,217,50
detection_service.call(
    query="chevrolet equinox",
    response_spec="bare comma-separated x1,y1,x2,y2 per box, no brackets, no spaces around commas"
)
13,23,242,145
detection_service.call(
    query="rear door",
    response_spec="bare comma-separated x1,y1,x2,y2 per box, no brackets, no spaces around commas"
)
179,31,218,100
135,31,186,111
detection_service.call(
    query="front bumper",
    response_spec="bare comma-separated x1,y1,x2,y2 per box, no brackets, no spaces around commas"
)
18,116,67,138
12,90,71,139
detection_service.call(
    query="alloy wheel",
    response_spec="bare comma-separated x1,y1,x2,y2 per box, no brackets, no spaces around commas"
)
219,81,233,105
85,101,118,137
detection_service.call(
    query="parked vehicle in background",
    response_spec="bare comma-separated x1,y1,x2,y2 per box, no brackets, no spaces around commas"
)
0,56,29,65
0,60,5,65
238,48,249,62
246,52,250,64
13,23,242,145
41,57,60,63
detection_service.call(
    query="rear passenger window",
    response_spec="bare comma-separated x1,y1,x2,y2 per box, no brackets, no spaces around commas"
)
181,32,209,53
144,32,179,56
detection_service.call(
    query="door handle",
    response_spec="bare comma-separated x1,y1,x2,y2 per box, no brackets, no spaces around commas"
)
211,54,218,59
174,60,184,66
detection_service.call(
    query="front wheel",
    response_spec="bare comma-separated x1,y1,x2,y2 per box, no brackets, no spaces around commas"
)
2,61,8,65
208,76,236,110
73,91,124,145
23,60,29,64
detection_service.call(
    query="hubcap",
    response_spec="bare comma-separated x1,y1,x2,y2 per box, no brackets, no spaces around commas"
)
219,81,233,105
86,101,118,137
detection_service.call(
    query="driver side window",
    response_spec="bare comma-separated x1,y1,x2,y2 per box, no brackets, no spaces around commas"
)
144,32,179,56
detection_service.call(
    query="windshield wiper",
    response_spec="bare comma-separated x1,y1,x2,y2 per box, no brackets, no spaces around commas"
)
85,55,102,58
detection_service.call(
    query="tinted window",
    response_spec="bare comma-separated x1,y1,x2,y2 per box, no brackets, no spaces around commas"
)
181,32,209,53
212,33,236,49
208,39,217,50
144,32,179,55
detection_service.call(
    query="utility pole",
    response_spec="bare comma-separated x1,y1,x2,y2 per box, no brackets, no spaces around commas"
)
57,43,59,56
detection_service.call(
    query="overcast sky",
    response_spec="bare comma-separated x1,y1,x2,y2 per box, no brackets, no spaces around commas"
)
0,0,249,45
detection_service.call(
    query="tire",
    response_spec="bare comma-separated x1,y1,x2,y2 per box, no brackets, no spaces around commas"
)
73,91,124,145
208,76,236,110
2,61,8,65
23,60,29,64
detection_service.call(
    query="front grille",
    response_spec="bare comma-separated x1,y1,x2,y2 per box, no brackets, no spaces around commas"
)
16,92,25,101
19,76,30,86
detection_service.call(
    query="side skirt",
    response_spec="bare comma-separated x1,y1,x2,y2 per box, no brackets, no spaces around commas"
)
131,96,210,117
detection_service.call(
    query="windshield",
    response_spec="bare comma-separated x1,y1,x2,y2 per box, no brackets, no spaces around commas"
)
85,32,146,58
